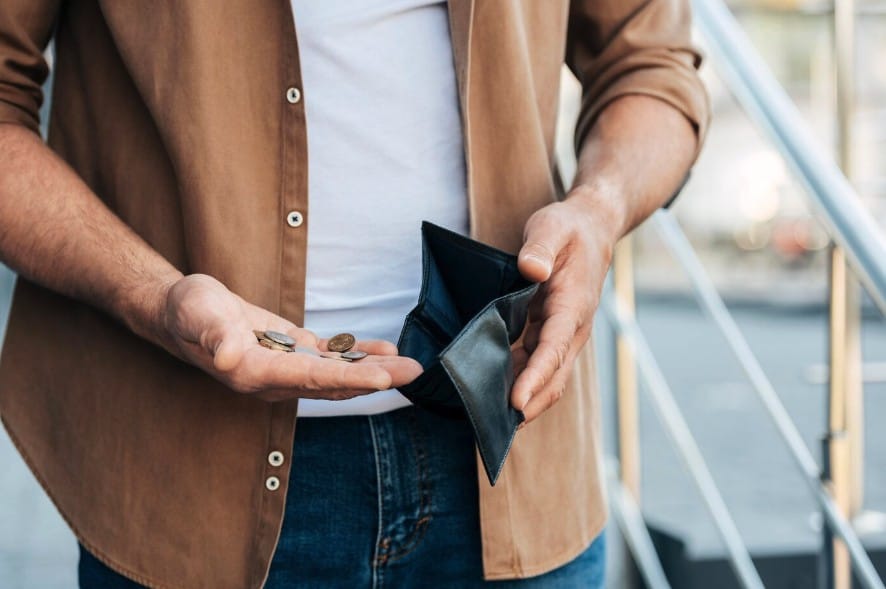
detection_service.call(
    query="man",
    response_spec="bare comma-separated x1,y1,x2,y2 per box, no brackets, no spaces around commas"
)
0,1,707,587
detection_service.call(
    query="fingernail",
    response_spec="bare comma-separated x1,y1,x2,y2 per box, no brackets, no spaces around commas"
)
520,394,531,411
523,254,550,272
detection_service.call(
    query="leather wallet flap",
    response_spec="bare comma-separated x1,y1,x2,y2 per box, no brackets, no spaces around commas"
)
396,222,539,485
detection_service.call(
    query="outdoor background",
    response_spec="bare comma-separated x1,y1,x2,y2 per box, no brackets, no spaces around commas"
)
1,0,885,587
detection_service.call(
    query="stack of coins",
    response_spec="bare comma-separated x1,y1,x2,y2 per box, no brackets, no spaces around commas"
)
253,329,297,352
326,333,367,361
252,330,367,362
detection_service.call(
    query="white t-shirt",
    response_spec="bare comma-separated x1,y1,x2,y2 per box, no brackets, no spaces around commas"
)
292,0,469,416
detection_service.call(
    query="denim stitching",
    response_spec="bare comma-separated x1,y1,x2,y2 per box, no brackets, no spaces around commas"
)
381,516,432,565
367,416,385,589
371,411,435,567
380,410,434,564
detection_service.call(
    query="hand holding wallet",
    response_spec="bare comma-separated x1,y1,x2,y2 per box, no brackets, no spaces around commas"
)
396,222,539,485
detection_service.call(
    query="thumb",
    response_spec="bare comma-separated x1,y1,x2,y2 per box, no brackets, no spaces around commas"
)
518,217,567,283
211,325,249,373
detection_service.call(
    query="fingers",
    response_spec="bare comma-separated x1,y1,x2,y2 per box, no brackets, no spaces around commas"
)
259,350,395,392
214,324,313,372
372,355,423,387
217,338,423,398
514,334,583,424
355,339,399,356
522,316,542,354
288,327,319,349
170,277,412,399
517,212,572,283
511,343,530,378
510,308,591,424
211,323,253,373
519,331,586,423
257,387,379,403
511,312,577,407
316,337,399,356
256,355,422,402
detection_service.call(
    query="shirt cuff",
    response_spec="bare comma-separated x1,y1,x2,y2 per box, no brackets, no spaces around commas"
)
574,65,711,164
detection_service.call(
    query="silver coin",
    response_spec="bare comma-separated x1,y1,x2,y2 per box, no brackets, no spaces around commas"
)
341,350,368,361
317,351,351,362
264,330,296,347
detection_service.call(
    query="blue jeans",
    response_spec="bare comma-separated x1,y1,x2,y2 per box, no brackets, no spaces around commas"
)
79,406,605,588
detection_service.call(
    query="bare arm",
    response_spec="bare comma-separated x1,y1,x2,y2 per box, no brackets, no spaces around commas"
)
0,124,421,398
0,123,182,346
508,0,708,423
511,94,697,422
568,95,697,238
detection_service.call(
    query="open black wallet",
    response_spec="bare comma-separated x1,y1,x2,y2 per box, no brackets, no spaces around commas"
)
396,222,539,485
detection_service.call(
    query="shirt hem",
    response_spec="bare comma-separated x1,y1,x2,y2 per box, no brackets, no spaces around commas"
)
1,415,181,589
481,510,608,581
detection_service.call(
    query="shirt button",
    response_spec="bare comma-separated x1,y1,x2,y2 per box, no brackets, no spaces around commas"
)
285,87,302,104
286,210,304,228
265,476,280,492
268,451,285,467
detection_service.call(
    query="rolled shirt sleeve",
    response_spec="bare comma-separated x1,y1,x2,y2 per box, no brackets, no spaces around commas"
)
0,1,60,134
566,0,711,160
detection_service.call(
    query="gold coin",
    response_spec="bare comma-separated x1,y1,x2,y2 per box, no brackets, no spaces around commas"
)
327,333,356,353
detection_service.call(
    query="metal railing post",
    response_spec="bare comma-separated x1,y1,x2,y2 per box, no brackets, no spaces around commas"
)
651,211,885,589
825,1,864,587
827,247,863,589
613,235,642,586
614,236,640,500
606,294,767,589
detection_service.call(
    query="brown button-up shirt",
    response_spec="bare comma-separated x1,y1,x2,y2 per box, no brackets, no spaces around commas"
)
0,1,708,587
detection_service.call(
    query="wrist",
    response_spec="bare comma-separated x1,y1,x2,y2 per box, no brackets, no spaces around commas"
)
116,269,184,352
564,181,628,246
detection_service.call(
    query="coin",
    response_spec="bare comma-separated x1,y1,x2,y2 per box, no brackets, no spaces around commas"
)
264,330,296,347
259,338,294,352
341,350,368,361
327,333,356,352
320,351,352,362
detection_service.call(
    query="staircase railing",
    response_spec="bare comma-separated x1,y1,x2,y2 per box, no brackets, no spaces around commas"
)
603,1,886,587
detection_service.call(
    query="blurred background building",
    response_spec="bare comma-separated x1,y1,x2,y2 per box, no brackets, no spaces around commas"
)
1,0,885,587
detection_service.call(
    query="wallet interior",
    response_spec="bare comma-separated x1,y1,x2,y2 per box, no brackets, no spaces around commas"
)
399,222,532,370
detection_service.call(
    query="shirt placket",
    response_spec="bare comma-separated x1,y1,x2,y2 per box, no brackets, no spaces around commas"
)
251,4,308,587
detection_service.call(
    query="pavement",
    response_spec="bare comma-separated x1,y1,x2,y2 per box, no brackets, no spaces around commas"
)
0,265,884,588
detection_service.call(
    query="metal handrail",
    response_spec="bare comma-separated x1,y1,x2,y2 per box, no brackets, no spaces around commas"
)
652,210,886,589
691,0,886,315
604,3,886,586
606,461,672,589
604,293,767,589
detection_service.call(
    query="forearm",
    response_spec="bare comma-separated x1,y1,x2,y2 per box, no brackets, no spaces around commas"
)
568,95,698,241
0,124,182,347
